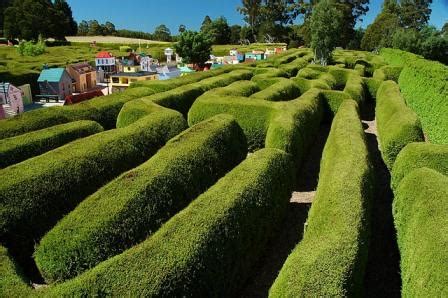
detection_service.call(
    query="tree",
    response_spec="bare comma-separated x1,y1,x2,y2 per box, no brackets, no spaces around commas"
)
178,24,186,34
200,16,213,32
153,24,171,41
237,0,262,42
310,0,343,65
0,0,12,35
77,20,89,36
442,22,448,36
209,16,231,44
53,0,77,37
347,28,365,50
230,25,242,44
392,28,420,52
400,0,432,30
88,20,101,36
174,30,212,66
361,12,401,50
104,22,116,35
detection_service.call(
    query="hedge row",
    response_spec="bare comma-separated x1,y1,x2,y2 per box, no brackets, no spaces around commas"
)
0,120,103,169
0,245,32,297
381,48,448,144
0,87,155,139
391,142,448,190
270,100,373,297
0,105,187,249
35,114,248,283
376,81,424,169
116,69,253,127
48,148,294,296
372,65,403,82
250,78,300,101
393,167,448,297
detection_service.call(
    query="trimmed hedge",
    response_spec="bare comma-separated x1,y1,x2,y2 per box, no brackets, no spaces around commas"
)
250,78,300,101
0,245,32,297
35,114,247,282
391,142,448,190
116,69,253,128
393,167,448,297
0,120,104,169
207,80,259,97
372,65,403,82
270,100,373,297
0,87,155,139
49,148,294,296
381,48,448,144
321,90,352,119
0,106,187,248
376,81,424,169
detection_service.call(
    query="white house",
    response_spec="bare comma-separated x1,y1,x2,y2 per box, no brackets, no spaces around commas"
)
95,51,116,75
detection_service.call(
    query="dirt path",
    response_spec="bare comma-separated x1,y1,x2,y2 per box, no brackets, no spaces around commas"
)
239,124,330,298
361,103,401,297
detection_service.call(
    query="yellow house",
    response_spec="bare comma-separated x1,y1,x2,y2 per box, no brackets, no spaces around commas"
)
123,65,142,73
110,71,158,93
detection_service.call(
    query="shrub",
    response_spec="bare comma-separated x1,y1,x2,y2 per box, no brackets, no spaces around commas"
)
0,246,32,297
119,46,132,52
0,120,104,169
372,65,403,82
0,87,156,139
270,100,373,297
0,107,187,250
320,90,351,119
393,167,448,297
381,48,448,144
49,148,294,296
35,114,248,282
250,78,300,102
207,80,259,97
391,142,448,190
17,38,46,56
376,81,424,169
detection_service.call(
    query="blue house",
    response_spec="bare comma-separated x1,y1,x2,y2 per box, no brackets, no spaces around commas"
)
37,68,73,101
245,51,266,61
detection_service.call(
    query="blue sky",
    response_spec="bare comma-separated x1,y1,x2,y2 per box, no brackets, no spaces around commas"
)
67,0,448,33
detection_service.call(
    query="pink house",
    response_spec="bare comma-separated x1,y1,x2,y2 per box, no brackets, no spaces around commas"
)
0,83,24,119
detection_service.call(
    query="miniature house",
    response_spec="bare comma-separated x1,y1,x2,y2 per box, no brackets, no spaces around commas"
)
110,71,157,93
0,83,24,119
245,51,266,61
66,62,97,93
95,51,116,75
156,66,181,80
229,49,245,62
37,68,73,101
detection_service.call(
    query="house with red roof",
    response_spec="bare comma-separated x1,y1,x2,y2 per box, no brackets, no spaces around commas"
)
95,51,116,75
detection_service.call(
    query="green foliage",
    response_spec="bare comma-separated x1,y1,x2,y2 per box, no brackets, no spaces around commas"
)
119,45,132,52
270,100,373,297
0,120,103,169
381,48,448,144
35,114,247,282
201,16,231,45
310,0,343,65
0,107,187,249
174,30,212,65
250,78,300,101
391,142,448,190
372,65,403,82
0,246,32,297
376,81,424,169
17,37,46,56
393,167,448,297
48,148,294,296
153,24,171,42
361,12,401,51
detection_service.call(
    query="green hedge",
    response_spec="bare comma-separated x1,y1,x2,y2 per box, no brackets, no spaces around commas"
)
116,69,253,128
381,48,448,144
391,142,448,190
48,148,294,296
0,106,187,249
0,245,33,297
0,120,104,169
0,87,155,139
320,90,352,119
35,114,247,283
270,100,373,297
372,65,403,82
393,167,448,297
376,81,424,169
250,78,300,102
207,80,259,97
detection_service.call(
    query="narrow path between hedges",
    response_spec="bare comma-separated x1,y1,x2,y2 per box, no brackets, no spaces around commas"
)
239,124,331,298
361,101,401,298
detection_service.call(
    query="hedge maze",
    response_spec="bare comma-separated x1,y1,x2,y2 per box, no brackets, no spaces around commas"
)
0,48,447,297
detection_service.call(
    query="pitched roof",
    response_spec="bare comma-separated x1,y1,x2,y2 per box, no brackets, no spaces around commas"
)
68,62,95,74
38,68,66,82
96,51,114,58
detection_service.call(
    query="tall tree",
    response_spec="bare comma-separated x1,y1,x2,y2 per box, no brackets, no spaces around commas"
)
174,30,212,66
103,22,116,35
200,16,213,32
178,24,186,34
53,0,77,37
310,0,343,65
361,11,400,50
153,24,171,41
237,0,262,42
77,20,89,36
0,0,12,35
209,16,231,44
230,25,242,44
400,0,432,30
87,20,101,36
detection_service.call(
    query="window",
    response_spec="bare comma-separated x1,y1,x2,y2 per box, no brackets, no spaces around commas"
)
112,77,119,83
128,67,131,71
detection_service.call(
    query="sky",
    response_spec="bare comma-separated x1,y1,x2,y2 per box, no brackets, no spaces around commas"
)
67,0,448,33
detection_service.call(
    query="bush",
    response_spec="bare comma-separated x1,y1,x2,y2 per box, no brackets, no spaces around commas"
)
250,78,300,102
270,100,373,297
35,114,248,282
391,142,448,190
49,148,294,296
0,246,32,297
381,48,448,144
0,107,187,251
376,81,424,169
207,80,259,97
17,38,46,56
393,167,448,297
0,120,104,169
119,46,132,52
372,65,403,82
0,87,156,140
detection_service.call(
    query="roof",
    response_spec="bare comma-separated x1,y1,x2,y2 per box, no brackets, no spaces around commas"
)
68,62,96,74
96,51,114,58
38,68,67,82
111,71,157,77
